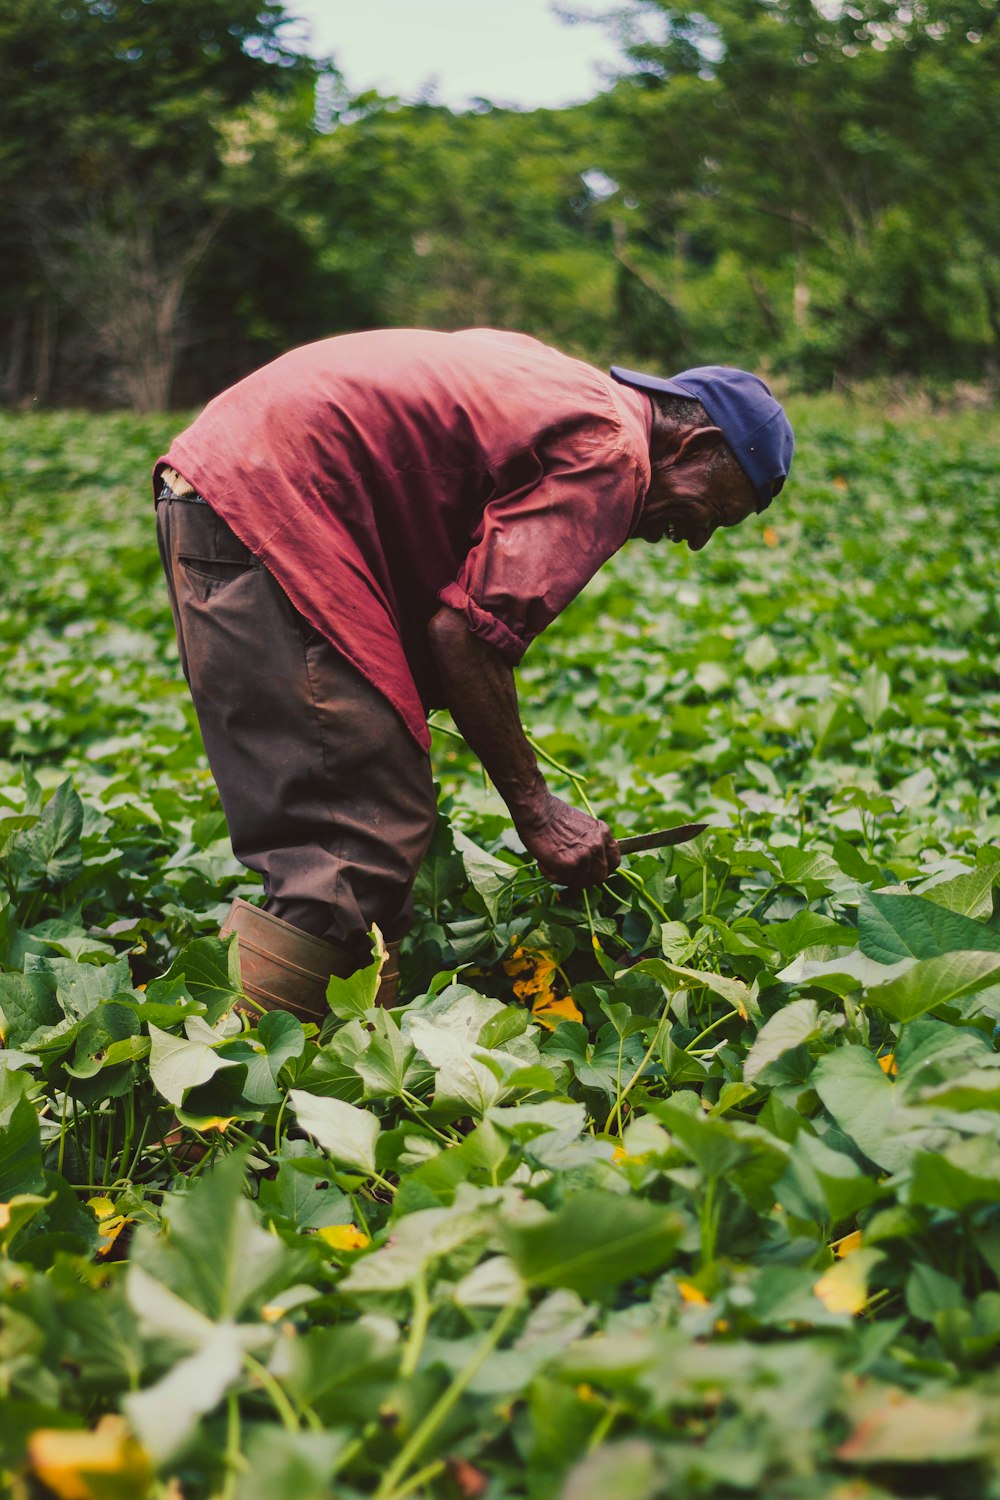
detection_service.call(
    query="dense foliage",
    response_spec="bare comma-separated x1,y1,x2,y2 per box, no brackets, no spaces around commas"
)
2,401,1000,1497
1,0,996,406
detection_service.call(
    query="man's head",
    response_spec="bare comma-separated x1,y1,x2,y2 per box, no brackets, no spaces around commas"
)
611,363,794,551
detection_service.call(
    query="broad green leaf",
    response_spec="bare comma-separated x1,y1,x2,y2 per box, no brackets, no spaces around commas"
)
855,665,891,729
161,935,243,1022
353,1010,419,1099
631,959,753,1017
907,1139,1000,1211
865,950,1000,1022
148,1022,241,1106
453,830,516,920
760,912,856,959
325,937,384,1020
0,1096,45,1199
502,1190,683,1299
235,1428,348,1500
812,1046,908,1173
0,970,60,1048
917,856,1000,919
778,948,912,995
858,889,1000,964
132,1151,306,1323
289,1090,381,1174
743,998,841,1083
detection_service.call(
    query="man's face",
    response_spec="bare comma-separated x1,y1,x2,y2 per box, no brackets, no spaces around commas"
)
635,433,758,551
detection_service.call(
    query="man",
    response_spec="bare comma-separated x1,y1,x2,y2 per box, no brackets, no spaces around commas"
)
155,328,792,1020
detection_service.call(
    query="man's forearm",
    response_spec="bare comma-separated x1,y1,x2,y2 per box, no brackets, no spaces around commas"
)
426,605,620,887
426,605,548,824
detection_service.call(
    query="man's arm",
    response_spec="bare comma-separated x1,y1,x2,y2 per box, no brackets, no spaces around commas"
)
427,605,619,888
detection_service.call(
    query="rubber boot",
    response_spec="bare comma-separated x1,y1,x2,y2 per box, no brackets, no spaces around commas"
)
221,898,358,1025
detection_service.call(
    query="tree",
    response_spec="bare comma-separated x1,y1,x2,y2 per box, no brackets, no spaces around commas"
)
592,0,1000,380
0,0,321,407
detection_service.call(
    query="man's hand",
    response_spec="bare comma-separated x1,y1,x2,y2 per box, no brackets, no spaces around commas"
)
515,791,620,888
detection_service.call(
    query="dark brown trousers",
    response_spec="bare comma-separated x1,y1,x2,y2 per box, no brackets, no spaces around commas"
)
155,495,437,962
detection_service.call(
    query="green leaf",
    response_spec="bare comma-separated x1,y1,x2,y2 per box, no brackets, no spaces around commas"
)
161,935,243,1022
453,830,516,920
353,1010,418,1100
865,950,1000,1022
325,941,383,1020
812,1046,907,1173
289,1090,381,1174
855,665,891,729
0,970,60,1048
743,998,841,1083
502,1190,683,1299
631,958,753,1017
10,778,83,888
0,1095,45,1199
148,1021,241,1106
917,859,1000,920
907,1139,1000,1211
561,1441,661,1500
858,888,1000,964
132,1150,306,1324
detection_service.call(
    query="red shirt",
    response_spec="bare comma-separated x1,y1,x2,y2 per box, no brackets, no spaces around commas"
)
159,328,652,750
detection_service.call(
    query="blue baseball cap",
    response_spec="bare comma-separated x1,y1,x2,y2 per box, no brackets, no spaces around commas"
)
610,363,794,511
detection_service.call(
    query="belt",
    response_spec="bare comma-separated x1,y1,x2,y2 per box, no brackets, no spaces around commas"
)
159,465,208,503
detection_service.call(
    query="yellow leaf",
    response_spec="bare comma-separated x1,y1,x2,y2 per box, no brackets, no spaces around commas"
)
29,1417,152,1500
0,1204,10,1230
878,1053,897,1076
532,994,583,1030
834,1229,863,1259
87,1197,116,1222
677,1280,710,1306
318,1223,370,1252
95,1215,132,1258
814,1254,871,1315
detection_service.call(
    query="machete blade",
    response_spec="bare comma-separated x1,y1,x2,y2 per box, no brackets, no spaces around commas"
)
616,822,709,855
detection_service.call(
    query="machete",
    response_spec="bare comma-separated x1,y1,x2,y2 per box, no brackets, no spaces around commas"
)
616,822,708,855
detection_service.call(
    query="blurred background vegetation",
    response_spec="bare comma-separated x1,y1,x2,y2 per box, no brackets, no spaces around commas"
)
1,0,996,409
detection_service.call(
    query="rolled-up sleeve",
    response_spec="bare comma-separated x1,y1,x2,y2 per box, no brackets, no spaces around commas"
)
437,426,647,663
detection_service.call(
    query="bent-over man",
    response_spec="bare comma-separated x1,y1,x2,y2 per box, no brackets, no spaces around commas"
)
154,328,793,1018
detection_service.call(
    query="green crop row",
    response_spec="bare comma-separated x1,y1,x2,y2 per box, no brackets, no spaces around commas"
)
2,400,1000,1499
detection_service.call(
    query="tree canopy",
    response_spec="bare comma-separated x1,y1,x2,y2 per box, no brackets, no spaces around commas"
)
1,0,995,406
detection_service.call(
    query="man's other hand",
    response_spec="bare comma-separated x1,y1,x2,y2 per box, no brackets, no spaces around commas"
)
516,792,621,888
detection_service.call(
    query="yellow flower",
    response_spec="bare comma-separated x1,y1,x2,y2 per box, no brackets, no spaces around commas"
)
762,524,780,548
677,1280,710,1306
28,1417,152,1500
833,1229,863,1258
878,1053,898,1076
318,1223,370,1252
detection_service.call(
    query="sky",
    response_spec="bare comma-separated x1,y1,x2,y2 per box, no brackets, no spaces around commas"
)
281,0,631,110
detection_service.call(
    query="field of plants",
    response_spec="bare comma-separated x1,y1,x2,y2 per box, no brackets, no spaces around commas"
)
2,396,1000,1500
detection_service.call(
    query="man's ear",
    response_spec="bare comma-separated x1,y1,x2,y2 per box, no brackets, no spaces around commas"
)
674,424,725,465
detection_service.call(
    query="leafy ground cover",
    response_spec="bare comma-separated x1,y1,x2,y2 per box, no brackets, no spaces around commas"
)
2,398,1000,1499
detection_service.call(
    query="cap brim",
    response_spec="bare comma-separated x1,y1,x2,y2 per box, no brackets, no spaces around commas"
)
610,365,700,399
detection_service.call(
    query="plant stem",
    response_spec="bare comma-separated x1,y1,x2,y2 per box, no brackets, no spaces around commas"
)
400,1273,431,1379
603,1000,671,1136
376,1296,524,1500
243,1353,299,1433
